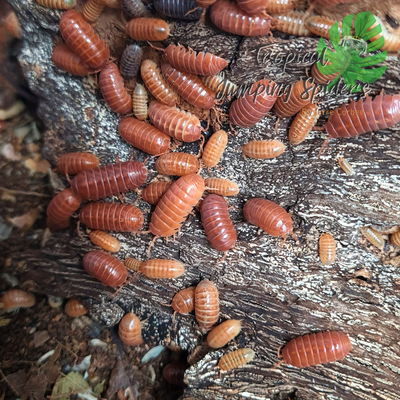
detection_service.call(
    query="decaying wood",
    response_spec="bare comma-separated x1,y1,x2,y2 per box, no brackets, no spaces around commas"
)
4,0,400,399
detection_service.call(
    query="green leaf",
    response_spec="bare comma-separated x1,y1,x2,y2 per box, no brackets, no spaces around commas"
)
51,372,90,400
93,380,105,397
354,11,376,37
325,74,342,91
349,51,387,67
361,24,382,42
329,22,342,47
367,36,385,52
341,14,354,37
343,65,387,84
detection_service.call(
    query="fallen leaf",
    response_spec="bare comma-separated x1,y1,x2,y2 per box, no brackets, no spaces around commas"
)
10,208,40,230
6,368,47,400
34,331,50,348
51,372,89,400
24,158,50,175
48,169,66,191
105,359,138,400
41,343,62,384
0,100,25,120
93,380,105,397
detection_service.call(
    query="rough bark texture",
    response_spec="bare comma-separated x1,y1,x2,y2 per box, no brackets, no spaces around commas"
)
5,0,400,399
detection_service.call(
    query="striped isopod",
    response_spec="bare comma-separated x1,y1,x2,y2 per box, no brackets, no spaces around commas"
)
161,60,215,110
288,104,319,145
139,259,185,278
46,188,81,232
154,0,203,21
207,319,241,349
205,177,239,196
243,198,294,241
195,280,219,330
311,62,339,85
5,11,22,39
155,153,200,176
57,152,99,176
141,60,179,106
82,0,105,22
65,299,87,317
99,62,132,115
202,130,228,168
89,230,120,253
80,203,144,232
36,0,76,9
71,161,147,201
102,0,121,7
163,45,228,76
218,348,254,371
148,102,202,142
390,231,400,247
242,139,285,159
203,74,237,98
273,79,316,118
229,79,278,127
149,174,204,238
236,0,268,15
200,194,237,252
120,0,146,17
210,0,273,37
338,158,354,175
324,94,400,139
368,17,400,52
119,313,143,345
265,0,296,13
83,250,127,287
59,10,109,70
273,11,312,36
142,181,173,205
361,226,385,250
52,45,97,77
124,257,143,271
120,45,143,80
132,84,148,121
0,289,35,312
281,331,352,368
162,362,188,386
125,18,170,41
306,15,341,40
171,286,196,314
118,117,171,156
319,233,336,265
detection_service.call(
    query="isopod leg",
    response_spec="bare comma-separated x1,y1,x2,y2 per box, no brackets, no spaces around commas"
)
147,235,160,255
185,6,200,16
76,221,84,239
197,136,205,158
218,251,227,262
317,136,331,157
278,235,287,254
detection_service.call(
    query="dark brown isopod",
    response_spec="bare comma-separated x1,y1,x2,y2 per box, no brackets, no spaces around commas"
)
120,44,143,80
162,362,188,386
120,0,146,17
154,0,203,21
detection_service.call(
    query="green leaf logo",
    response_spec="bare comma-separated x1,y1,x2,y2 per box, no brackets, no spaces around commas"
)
315,11,387,93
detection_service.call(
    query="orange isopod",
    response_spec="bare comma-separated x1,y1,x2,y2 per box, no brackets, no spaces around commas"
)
57,152,99,176
118,312,143,345
319,233,336,265
242,139,285,159
125,18,170,41
52,45,98,77
274,11,312,36
390,231,400,247
288,104,319,145
195,280,219,331
361,226,385,250
218,348,255,371
5,11,22,39
89,230,120,253
204,177,239,196
207,319,241,349
368,17,400,52
132,84,148,121
140,259,185,278
36,0,76,9
64,298,88,317
155,153,199,176
142,181,173,205
124,257,143,271
265,0,296,13
338,158,354,175
311,62,339,85
202,74,237,98
82,0,105,22
171,286,196,314
103,0,121,7
141,60,179,107
0,289,35,312
306,15,341,39
202,130,228,168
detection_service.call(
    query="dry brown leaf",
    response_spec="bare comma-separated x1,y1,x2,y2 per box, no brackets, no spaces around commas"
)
24,158,50,175
34,331,50,348
10,208,40,230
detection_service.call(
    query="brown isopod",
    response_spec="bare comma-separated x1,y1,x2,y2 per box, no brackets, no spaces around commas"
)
319,233,336,265
390,231,400,247
118,117,171,156
124,257,143,271
288,104,319,146
148,101,202,143
36,0,76,9
59,10,109,70
89,230,120,253
236,0,268,15
195,0,216,6
52,45,97,77
125,18,170,41
203,74,237,98
83,250,128,287
64,298,88,317
242,139,285,159
118,312,143,345
273,11,312,36
218,348,255,371
47,188,82,232
142,181,173,205
132,84,148,121
361,226,385,250
161,60,215,110
306,15,341,40
204,177,239,197
140,259,185,278
195,280,219,331
80,203,143,232
281,331,352,368
120,0,147,17
187,344,211,365
99,62,132,115
0,289,35,312
311,62,339,85
102,0,121,8
202,130,228,168
82,0,105,22
120,45,143,80
207,319,241,349
265,0,296,13
141,60,179,107
338,158,354,175
5,11,22,39
171,286,196,314
155,153,199,176
57,152,99,176
162,362,188,386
